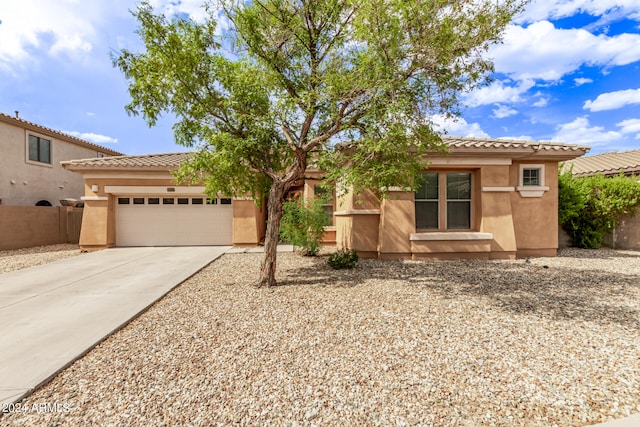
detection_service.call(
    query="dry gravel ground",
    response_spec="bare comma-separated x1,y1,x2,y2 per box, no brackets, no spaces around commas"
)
0,244,81,274
1,248,639,426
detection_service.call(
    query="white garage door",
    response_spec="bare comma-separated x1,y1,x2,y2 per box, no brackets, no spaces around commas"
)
116,196,233,246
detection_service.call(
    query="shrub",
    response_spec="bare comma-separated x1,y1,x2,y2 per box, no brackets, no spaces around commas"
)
558,169,640,248
279,195,330,256
327,249,359,269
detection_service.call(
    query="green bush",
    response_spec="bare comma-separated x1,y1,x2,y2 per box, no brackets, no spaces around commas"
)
327,250,359,269
559,169,640,248
279,195,330,256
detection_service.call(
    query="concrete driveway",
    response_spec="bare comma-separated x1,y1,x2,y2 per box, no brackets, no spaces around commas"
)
0,246,229,405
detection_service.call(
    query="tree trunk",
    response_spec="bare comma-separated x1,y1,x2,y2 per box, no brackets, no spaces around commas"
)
258,179,287,287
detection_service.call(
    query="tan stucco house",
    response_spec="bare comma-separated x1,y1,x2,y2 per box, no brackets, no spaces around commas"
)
62,137,588,258
0,112,123,206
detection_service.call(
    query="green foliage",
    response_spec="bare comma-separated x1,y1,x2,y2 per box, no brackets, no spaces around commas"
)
327,250,359,269
558,170,640,248
280,195,330,256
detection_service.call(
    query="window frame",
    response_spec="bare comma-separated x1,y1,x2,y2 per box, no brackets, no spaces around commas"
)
313,184,335,227
415,171,474,232
25,133,53,167
517,164,549,198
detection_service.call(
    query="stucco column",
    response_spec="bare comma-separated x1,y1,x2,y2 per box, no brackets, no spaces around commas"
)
377,191,414,259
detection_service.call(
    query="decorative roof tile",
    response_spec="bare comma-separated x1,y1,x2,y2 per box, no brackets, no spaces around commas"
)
62,152,192,169
0,112,123,156
562,149,640,177
62,137,589,170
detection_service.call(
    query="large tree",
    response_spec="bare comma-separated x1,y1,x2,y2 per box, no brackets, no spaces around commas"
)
115,0,527,287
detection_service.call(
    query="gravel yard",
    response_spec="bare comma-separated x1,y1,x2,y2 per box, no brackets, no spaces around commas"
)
1,248,639,426
0,244,81,274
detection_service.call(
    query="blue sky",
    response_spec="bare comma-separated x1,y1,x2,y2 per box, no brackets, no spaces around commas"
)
1,1,639,156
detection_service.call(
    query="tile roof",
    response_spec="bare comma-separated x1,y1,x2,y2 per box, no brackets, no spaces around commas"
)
0,112,123,156
62,152,192,169
62,137,589,170
441,136,588,154
562,149,640,177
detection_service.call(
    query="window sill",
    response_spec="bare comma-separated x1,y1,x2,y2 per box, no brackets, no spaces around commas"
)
25,159,53,168
516,186,549,198
410,232,493,241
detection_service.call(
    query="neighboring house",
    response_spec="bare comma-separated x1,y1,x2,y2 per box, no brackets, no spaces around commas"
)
0,112,123,206
562,148,640,177
562,149,640,250
62,137,588,258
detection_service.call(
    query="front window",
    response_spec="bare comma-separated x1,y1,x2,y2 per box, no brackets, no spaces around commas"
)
28,134,51,164
314,184,334,226
446,173,472,229
415,172,439,229
415,171,472,230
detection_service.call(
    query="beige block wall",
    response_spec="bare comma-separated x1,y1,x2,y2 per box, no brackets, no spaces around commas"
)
0,121,106,206
0,206,70,250
605,214,640,249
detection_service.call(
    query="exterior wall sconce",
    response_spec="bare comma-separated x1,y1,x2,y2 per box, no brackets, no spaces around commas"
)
91,184,99,192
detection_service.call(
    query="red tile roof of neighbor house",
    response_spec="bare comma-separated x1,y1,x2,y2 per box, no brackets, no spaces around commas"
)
61,137,589,171
0,112,123,156
562,149,640,177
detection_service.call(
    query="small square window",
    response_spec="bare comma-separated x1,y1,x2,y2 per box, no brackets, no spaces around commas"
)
206,198,218,205
522,168,540,186
220,198,232,205
133,198,145,205
118,198,130,205
177,198,189,205
192,198,204,205
148,198,160,205
163,198,175,205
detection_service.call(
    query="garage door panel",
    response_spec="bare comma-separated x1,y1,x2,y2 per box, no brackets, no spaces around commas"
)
116,196,233,246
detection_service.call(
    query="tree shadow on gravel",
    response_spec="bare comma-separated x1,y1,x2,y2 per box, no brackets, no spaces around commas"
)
280,257,640,329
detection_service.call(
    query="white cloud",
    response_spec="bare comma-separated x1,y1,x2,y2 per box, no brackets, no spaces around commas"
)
463,79,535,108
0,1,98,68
0,1,219,75
491,21,640,81
150,0,212,23
431,115,490,138
617,118,640,138
574,78,594,86
491,104,518,119
532,97,549,107
63,130,118,144
551,116,622,146
583,88,640,111
516,1,640,24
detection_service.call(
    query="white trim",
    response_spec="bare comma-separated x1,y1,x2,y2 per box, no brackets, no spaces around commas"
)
25,131,54,168
410,232,493,241
333,209,381,216
482,186,515,192
81,196,108,201
516,186,549,197
429,157,512,166
518,164,548,198
104,185,207,195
